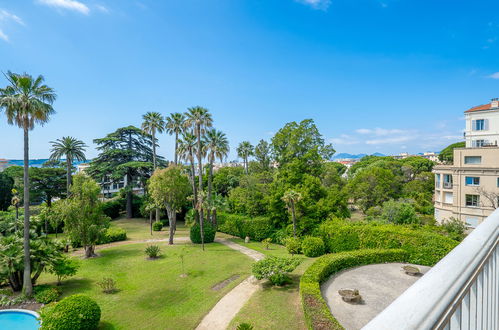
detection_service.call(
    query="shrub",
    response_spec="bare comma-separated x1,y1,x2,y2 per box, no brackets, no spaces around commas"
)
217,212,274,241
300,249,407,330
145,245,161,259
34,285,61,304
252,256,301,286
190,222,216,244
49,257,80,285
101,200,122,219
440,217,466,241
101,227,127,243
284,237,302,255
152,221,163,231
317,221,458,266
237,323,254,330
301,237,325,257
39,294,101,330
96,277,117,294
262,238,272,250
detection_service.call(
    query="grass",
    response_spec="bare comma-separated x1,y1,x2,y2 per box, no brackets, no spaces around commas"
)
228,238,315,330
39,242,252,330
109,217,189,241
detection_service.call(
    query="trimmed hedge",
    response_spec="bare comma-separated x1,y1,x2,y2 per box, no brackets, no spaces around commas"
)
190,222,216,244
34,285,61,304
217,212,274,241
317,221,458,266
300,249,408,330
152,221,163,231
101,200,122,219
301,237,325,257
101,227,127,243
40,294,101,330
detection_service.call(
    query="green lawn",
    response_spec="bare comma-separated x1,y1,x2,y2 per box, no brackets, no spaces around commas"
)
39,242,252,330
109,217,189,241
228,238,315,330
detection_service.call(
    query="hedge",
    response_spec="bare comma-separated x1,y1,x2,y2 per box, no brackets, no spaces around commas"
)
217,212,274,241
101,227,127,243
190,222,216,244
300,249,408,330
40,294,101,330
317,221,458,266
101,200,122,219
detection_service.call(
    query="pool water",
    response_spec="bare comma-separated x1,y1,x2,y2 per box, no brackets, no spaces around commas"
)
0,310,40,330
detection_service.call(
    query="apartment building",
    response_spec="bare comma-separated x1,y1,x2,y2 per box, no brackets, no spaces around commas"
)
434,98,499,227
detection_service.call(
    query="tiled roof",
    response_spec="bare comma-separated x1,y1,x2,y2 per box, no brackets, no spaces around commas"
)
465,103,494,112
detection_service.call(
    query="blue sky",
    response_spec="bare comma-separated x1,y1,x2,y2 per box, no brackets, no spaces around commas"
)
1,0,499,160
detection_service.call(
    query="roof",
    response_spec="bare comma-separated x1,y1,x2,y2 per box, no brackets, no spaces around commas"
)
465,103,496,113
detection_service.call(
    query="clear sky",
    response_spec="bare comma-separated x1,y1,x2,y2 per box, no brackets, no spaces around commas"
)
1,0,498,160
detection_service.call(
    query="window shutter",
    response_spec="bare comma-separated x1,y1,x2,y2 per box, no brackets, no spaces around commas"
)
472,120,476,131
485,119,489,130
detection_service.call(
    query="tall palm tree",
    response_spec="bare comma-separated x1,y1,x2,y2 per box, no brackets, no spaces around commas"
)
177,132,198,220
141,112,165,169
203,129,229,224
165,112,185,165
49,136,87,196
237,141,254,174
282,190,302,238
185,106,212,250
0,71,56,296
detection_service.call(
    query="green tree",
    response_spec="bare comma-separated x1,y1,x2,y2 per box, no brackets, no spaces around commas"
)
178,132,198,216
212,166,244,196
237,141,254,174
166,112,186,165
49,136,87,196
58,174,109,258
254,139,271,171
141,112,165,169
149,166,191,244
88,126,157,218
0,172,14,211
282,190,302,238
380,199,419,224
439,141,465,164
203,129,229,223
185,106,213,250
0,71,57,296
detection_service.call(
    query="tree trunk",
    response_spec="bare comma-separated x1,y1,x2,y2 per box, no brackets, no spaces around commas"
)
66,158,72,197
126,172,133,218
22,127,32,296
149,210,153,236
152,130,157,169
291,203,296,238
174,132,179,165
167,206,175,245
207,155,214,224
31,265,44,285
213,209,217,227
84,245,96,258
244,157,248,174
196,125,205,251
189,153,198,223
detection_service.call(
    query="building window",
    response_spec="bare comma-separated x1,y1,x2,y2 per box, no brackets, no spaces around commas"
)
465,176,480,186
443,174,453,188
435,174,441,187
497,177,499,187
465,194,480,207
473,139,486,147
475,119,485,130
444,192,453,204
464,156,482,164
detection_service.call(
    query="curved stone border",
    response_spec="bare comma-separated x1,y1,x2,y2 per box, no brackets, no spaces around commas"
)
196,238,264,330
300,249,408,330
0,309,40,318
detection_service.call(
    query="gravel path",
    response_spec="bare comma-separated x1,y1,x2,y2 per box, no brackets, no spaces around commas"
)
196,238,264,330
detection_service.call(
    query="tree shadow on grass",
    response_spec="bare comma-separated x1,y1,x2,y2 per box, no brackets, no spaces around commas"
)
57,278,94,295
99,320,116,330
261,274,301,293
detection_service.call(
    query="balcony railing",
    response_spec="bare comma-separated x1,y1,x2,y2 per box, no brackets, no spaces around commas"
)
443,182,453,189
363,209,499,330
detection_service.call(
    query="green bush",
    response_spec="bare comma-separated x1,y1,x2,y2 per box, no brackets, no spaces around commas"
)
101,227,127,243
34,285,61,304
39,294,101,330
145,245,161,258
284,237,302,255
252,256,301,285
152,221,163,231
101,200,122,219
236,323,254,330
300,249,407,330
190,222,216,244
301,237,325,257
317,221,458,266
217,212,274,241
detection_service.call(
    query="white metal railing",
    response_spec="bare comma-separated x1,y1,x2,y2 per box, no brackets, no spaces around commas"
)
363,209,499,330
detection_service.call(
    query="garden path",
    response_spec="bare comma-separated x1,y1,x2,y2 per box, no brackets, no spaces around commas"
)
196,238,264,330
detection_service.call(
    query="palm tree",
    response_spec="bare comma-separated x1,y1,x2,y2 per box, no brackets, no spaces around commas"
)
177,132,198,220
203,129,229,224
185,106,212,250
237,141,254,174
0,71,56,296
141,112,165,169
166,112,185,165
282,190,302,238
49,136,87,196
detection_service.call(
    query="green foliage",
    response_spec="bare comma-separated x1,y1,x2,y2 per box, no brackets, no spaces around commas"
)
190,222,216,244
217,212,274,241
212,166,244,196
34,285,61,304
49,256,80,285
284,237,302,255
439,141,465,163
145,245,161,258
101,199,122,219
152,221,163,231
379,199,419,224
101,227,127,243
0,173,13,211
301,237,325,257
261,238,272,250
237,323,254,330
254,139,271,171
252,256,301,285
317,221,458,266
39,294,101,330
228,175,268,216
97,277,117,294
300,249,407,330
440,218,467,241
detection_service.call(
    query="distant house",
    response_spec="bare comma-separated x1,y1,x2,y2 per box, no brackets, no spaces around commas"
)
0,159,9,172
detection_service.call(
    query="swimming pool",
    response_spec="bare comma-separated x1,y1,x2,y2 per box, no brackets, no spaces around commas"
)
0,309,40,329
